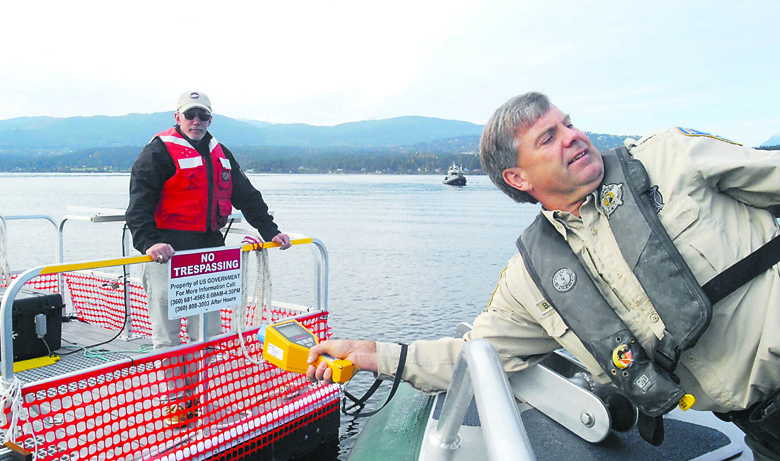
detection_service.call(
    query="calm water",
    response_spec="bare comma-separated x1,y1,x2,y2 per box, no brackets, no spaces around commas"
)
0,172,539,459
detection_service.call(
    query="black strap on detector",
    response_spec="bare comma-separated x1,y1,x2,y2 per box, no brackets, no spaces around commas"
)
342,343,408,418
702,235,780,304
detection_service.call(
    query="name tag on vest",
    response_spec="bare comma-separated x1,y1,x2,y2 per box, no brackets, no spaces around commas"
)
178,157,203,169
220,157,232,169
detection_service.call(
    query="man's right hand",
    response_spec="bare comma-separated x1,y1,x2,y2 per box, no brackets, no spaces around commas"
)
307,340,378,384
146,243,175,263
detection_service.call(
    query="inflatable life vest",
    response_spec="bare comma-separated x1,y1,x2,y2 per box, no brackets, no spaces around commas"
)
516,147,712,417
154,128,233,232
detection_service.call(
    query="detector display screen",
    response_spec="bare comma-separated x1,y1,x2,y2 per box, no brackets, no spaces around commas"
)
275,321,317,347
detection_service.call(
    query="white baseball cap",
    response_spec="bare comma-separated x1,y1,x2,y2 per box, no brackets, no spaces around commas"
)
177,90,212,114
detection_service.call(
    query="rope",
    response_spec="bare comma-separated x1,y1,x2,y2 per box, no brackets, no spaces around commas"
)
235,236,273,366
0,376,37,451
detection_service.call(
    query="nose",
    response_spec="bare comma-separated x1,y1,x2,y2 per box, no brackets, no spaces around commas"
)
562,125,585,147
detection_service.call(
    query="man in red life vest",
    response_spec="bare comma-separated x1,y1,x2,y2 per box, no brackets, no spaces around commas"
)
126,91,290,425
127,90,290,347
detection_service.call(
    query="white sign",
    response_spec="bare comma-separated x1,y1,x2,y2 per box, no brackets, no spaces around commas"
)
168,247,242,319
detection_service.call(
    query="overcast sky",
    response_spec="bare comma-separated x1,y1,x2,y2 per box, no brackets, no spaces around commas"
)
2,0,779,146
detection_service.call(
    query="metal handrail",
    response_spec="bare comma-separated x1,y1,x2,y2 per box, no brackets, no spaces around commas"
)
1,214,59,265
0,236,324,380
429,339,536,460
310,237,328,313
5,212,125,296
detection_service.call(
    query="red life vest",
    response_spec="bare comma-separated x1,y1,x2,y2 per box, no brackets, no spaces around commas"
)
154,128,233,232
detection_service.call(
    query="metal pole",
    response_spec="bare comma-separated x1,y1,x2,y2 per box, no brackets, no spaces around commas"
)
1,267,43,379
311,238,329,312
432,339,536,460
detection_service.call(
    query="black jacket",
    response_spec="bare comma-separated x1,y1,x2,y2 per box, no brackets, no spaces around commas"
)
126,126,280,254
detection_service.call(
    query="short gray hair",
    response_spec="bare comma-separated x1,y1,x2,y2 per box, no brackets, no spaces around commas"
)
479,92,551,203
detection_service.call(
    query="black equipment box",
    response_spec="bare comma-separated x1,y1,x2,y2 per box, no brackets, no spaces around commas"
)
0,287,64,362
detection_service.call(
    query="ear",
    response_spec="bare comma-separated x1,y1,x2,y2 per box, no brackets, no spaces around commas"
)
502,167,532,192
174,111,182,124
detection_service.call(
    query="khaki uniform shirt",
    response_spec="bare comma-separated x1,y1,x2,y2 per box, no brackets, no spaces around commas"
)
376,127,780,413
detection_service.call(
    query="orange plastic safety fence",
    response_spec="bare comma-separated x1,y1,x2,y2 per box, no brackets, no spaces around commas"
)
62,272,325,343
1,273,59,292
64,272,153,337
1,312,338,460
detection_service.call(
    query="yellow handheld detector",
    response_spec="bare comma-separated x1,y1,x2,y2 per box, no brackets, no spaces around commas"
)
259,319,354,384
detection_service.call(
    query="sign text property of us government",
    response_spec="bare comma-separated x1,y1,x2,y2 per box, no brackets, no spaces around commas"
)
167,246,242,319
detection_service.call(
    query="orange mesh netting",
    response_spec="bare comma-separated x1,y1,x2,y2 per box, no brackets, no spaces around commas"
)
1,273,59,292
64,272,153,337
2,270,339,460
1,311,338,460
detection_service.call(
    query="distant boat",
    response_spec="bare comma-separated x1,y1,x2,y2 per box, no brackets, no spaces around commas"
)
443,163,467,186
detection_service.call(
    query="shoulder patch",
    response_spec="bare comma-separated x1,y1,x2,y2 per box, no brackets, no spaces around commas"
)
675,127,742,146
552,268,576,292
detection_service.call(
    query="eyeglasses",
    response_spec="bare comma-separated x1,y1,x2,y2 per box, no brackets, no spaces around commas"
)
182,109,211,121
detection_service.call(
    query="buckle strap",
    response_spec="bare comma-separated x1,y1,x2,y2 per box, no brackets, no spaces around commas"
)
342,343,408,418
703,235,780,305
654,330,680,378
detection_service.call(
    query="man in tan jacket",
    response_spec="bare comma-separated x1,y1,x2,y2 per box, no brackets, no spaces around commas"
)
308,92,780,459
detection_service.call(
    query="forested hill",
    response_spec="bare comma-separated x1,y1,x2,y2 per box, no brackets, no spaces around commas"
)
0,112,633,173
0,113,483,151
